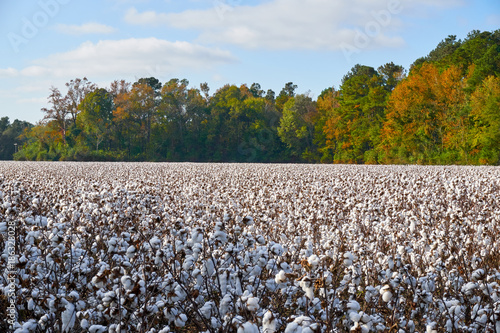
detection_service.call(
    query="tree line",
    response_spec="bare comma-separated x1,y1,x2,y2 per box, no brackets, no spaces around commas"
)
9,29,500,164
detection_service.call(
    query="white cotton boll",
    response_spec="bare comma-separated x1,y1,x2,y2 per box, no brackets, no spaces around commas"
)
213,230,227,244
445,319,453,332
80,319,89,330
200,301,214,319
220,294,232,316
275,270,287,284
349,311,361,323
426,322,437,333
121,275,133,290
271,243,284,256
191,228,203,244
27,298,35,310
382,290,393,302
284,322,301,333
407,320,415,332
461,282,478,295
126,245,136,259
347,300,360,312
20,319,37,331
182,256,195,271
299,277,314,300
380,285,392,302
158,326,170,333
472,269,485,281
344,252,354,266
256,235,266,245
61,302,76,332
409,220,416,233
174,313,187,327
88,325,107,333
238,321,259,333
262,310,277,333
307,254,320,268
203,258,215,276
246,297,259,312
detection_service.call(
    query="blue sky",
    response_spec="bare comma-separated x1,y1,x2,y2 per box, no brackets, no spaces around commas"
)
1,0,499,123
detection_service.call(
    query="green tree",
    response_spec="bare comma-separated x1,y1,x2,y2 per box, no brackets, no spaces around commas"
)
323,64,390,163
77,88,114,151
0,117,33,160
468,76,500,164
277,94,317,161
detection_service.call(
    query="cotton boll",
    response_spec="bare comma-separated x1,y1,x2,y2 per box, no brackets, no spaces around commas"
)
307,254,320,268
275,270,287,284
299,277,314,300
174,313,187,327
246,297,259,312
472,269,485,281
347,300,360,312
61,302,76,332
380,285,392,302
80,319,89,330
344,252,354,266
271,243,284,256
284,322,301,333
27,298,35,310
126,245,136,259
349,311,361,323
220,294,232,316
121,275,133,290
262,310,277,333
88,325,107,333
199,301,214,319
426,322,437,333
237,321,259,333
202,258,215,276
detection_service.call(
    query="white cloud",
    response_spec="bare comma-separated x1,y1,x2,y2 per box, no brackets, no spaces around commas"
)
124,0,464,51
124,7,169,25
0,68,19,78
17,97,47,104
0,38,236,80
55,22,117,35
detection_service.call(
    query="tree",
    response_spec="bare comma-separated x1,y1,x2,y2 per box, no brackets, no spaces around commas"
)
277,94,317,160
377,62,406,91
0,117,33,160
250,83,264,97
77,88,114,151
380,63,467,164
323,64,388,163
41,87,70,144
468,76,500,164
65,77,97,125
276,82,297,112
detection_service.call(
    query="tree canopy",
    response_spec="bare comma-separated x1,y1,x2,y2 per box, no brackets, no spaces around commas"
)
10,29,500,165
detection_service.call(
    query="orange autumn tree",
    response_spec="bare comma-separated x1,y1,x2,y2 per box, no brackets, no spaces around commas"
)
380,63,468,164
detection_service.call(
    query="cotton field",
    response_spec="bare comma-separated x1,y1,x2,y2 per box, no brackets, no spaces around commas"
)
1,162,499,333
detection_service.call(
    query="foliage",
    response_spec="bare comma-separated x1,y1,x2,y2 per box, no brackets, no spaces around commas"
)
13,29,500,165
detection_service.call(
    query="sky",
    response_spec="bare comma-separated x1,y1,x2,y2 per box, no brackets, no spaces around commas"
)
1,0,499,124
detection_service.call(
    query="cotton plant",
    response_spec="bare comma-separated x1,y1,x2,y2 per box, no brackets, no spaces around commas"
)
1,162,500,332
